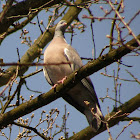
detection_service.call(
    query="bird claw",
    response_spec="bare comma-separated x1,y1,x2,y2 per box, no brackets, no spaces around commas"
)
52,84,58,89
57,76,67,84
52,76,67,89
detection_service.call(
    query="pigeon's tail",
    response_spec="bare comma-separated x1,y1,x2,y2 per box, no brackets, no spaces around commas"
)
84,104,103,132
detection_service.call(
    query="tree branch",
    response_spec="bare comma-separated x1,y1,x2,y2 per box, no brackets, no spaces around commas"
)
0,0,62,34
0,0,14,23
0,10,39,44
0,0,86,87
13,121,48,140
0,35,139,129
121,117,140,122
68,93,140,140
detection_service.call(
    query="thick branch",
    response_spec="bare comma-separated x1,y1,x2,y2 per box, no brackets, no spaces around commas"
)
0,33,139,87
68,93,140,140
0,0,85,87
0,11,39,44
0,0,62,34
0,0,14,23
75,34,140,79
0,35,139,129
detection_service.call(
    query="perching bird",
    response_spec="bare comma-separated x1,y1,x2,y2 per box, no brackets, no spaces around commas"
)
43,20,103,132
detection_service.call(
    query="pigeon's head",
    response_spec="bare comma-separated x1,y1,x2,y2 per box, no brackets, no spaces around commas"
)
55,20,67,33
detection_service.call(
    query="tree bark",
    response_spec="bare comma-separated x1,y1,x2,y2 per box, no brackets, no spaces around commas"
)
68,93,140,140
0,0,62,34
0,35,139,129
0,0,86,87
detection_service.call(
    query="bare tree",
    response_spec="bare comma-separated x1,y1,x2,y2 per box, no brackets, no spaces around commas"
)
0,0,140,139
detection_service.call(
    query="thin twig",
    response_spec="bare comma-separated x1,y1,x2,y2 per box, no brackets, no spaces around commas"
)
22,69,43,79
82,15,121,21
130,132,140,139
122,117,140,122
0,62,71,67
115,120,133,139
37,15,43,34
100,72,135,82
1,66,19,113
109,0,122,50
108,0,140,46
125,10,140,27
13,122,48,140
126,70,140,84
0,66,19,96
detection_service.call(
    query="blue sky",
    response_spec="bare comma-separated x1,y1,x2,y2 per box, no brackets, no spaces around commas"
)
0,0,140,139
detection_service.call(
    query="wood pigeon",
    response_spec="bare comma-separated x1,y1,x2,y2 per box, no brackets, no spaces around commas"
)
43,20,103,132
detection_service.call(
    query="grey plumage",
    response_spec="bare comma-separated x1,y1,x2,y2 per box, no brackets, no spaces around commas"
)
43,20,103,132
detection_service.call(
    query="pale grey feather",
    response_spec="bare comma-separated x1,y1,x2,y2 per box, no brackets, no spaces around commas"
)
43,20,103,131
